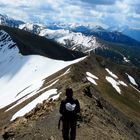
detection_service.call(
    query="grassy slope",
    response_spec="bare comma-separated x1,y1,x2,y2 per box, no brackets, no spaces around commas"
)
105,41,140,68
70,54,140,124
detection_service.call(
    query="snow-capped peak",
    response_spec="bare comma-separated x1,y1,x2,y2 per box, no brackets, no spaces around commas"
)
0,14,24,27
19,23,46,34
39,28,103,52
0,30,17,53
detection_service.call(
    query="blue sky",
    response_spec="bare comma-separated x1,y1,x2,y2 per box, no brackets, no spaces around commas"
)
0,0,140,28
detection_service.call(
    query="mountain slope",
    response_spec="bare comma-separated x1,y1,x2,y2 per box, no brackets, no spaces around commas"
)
39,28,104,52
122,28,140,42
108,26,140,42
0,28,85,127
94,40,140,68
0,25,85,61
78,29,140,46
0,14,24,27
37,27,140,68
1,53,140,140
0,14,140,140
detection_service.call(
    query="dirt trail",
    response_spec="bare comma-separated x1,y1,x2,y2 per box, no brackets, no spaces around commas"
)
1,84,140,140
3,98,136,140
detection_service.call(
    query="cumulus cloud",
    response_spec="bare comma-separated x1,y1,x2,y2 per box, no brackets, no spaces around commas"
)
0,0,139,28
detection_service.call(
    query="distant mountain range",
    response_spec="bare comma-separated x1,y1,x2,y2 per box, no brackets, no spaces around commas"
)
46,22,140,42
108,25,140,42
18,22,140,68
0,14,140,69
0,25,84,60
0,14,24,27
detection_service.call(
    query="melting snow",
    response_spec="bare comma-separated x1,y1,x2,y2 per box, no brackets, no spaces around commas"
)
0,30,86,109
126,73,138,86
123,57,130,63
61,68,71,76
86,77,97,85
86,72,98,85
86,72,99,80
37,80,59,93
105,68,118,79
6,80,59,112
11,89,58,121
118,81,128,86
106,76,121,94
0,56,85,109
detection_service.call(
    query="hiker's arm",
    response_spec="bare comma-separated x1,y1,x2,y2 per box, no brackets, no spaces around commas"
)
59,101,64,115
76,100,80,113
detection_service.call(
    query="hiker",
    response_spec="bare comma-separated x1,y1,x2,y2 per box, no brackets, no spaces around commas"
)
59,87,80,140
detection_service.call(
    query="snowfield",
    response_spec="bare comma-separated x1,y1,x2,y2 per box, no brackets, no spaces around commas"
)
0,30,86,115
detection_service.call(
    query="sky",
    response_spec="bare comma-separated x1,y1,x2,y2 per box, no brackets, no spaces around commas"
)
0,0,140,28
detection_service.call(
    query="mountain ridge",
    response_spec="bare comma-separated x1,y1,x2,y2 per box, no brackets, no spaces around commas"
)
1,53,140,140
0,25,85,61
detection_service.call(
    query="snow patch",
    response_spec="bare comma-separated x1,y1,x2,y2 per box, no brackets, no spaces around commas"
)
126,73,138,86
11,89,58,121
86,72,99,80
86,77,97,85
61,68,71,76
118,81,128,87
38,80,59,93
105,68,118,79
6,79,59,112
86,72,99,85
123,57,130,63
106,76,121,94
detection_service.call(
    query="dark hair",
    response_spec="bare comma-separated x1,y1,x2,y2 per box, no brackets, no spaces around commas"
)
66,87,73,98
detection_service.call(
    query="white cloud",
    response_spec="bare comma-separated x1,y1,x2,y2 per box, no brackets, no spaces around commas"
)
0,0,139,28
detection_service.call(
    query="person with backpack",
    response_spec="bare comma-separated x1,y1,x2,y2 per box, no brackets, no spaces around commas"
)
59,87,80,140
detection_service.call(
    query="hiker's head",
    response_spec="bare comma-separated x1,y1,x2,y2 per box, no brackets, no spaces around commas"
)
66,87,73,98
